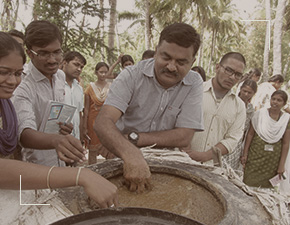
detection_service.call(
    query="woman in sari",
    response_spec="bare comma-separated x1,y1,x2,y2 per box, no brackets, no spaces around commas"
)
83,62,112,164
242,90,290,188
0,32,118,208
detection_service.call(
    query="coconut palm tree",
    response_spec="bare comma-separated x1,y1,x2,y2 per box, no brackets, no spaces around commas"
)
273,0,287,75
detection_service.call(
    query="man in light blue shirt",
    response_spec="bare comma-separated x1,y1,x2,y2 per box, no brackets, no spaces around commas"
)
94,23,204,193
62,51,86,141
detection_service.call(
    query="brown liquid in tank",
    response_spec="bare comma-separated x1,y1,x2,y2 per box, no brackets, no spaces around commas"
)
108,173,224,225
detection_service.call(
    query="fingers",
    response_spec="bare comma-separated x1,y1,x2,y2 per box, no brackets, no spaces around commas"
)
98,145,116,159
58,122,73,135
56,135,87,163
82,170,119,209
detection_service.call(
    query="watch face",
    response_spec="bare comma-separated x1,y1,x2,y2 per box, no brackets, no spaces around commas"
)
130,132,138,140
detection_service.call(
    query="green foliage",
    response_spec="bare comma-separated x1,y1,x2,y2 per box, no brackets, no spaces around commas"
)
34,0,104,56
9,0,288,83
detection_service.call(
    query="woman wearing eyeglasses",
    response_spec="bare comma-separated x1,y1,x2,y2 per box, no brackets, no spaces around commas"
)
83,62,115,164
0,32,118,209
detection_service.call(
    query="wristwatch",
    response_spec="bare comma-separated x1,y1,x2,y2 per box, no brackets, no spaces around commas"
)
128,131,139,146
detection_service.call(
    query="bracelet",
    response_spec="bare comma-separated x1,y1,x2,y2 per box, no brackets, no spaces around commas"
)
76,167,83,186
47,166,55,189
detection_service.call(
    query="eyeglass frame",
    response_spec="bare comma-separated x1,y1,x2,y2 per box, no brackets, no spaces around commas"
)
29,48,63,60
0,66,25,77
219,64,243,80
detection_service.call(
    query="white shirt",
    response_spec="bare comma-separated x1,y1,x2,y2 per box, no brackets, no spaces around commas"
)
190,79,246,165
12,61,66,167
64,79,84,140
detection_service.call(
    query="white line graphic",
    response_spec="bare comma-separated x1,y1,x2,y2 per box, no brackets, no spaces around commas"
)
19,175,50,206
241,20,271,50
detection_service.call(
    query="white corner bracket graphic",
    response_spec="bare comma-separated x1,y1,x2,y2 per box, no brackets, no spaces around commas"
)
19,175,50,206
241,20,271,50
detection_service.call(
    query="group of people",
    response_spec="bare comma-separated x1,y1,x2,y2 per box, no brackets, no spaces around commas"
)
0,18,289,216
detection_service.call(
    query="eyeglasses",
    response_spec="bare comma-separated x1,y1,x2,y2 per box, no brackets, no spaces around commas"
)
0,67,24,77
220,64,243,80
30,49,63,60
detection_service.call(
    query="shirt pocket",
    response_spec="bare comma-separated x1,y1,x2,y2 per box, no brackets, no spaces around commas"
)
54,87,65,102
162,106,181,130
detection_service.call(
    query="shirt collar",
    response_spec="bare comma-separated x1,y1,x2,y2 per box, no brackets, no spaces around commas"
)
142,58,198,86
65,79,79,87
204,78,235,96
29,61,58,82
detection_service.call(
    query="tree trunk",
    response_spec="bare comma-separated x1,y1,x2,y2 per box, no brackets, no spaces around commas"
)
145,0,151,49
33,0,41,21
100,0,105,61
1,0,12,30
282,56,290,77
272,0,287,75
262,0,271,82
197,20,205,67
108,0,117,64
12,0,20,29
207,29,216,75
179,5,183,23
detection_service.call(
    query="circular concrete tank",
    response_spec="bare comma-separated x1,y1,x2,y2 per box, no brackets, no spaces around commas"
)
57,159,271,225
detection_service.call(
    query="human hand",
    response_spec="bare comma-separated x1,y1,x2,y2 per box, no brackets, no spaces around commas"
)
117,53,124,63
240,155,248,168
80,168,119,208
54,135,87,163
123,154,152,193
97,144,116,159
277,165,285,179
58,122,73,135
181,148,209,162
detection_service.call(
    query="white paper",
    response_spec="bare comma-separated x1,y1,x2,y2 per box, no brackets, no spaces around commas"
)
39,101,77,134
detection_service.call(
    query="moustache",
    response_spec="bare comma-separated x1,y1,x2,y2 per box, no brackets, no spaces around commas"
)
161,68,178,77
46,63,59,67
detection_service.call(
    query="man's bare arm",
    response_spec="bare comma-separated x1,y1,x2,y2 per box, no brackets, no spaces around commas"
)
94,105,151,193
137,128,195,148
20,128,86,163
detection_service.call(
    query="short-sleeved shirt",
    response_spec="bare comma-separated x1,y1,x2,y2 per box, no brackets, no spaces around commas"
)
12,61,66,167
64,79,84,140
104,58,204,134
190,78,246,165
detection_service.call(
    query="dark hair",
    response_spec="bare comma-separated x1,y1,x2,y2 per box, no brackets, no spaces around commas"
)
142,50,155,60
240,79,258,93
219,52,246,67
121,55,134,67
158,23,200,56
95,62,109,72
271,90,288,104
0,32,26,64
268,74,284,83
63,51,86,65
25,20,62,49
239,68,261,84
8,29,24,41
191,66,206,81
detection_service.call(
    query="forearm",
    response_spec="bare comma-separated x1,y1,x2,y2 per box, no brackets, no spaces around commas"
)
20,128,62,150
94,115,142,162
279,130,290,170
0,158,81,190
242,126,255,157
278,144,289,170
192,143,228,162
83,96,89,131
137,128,195,148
